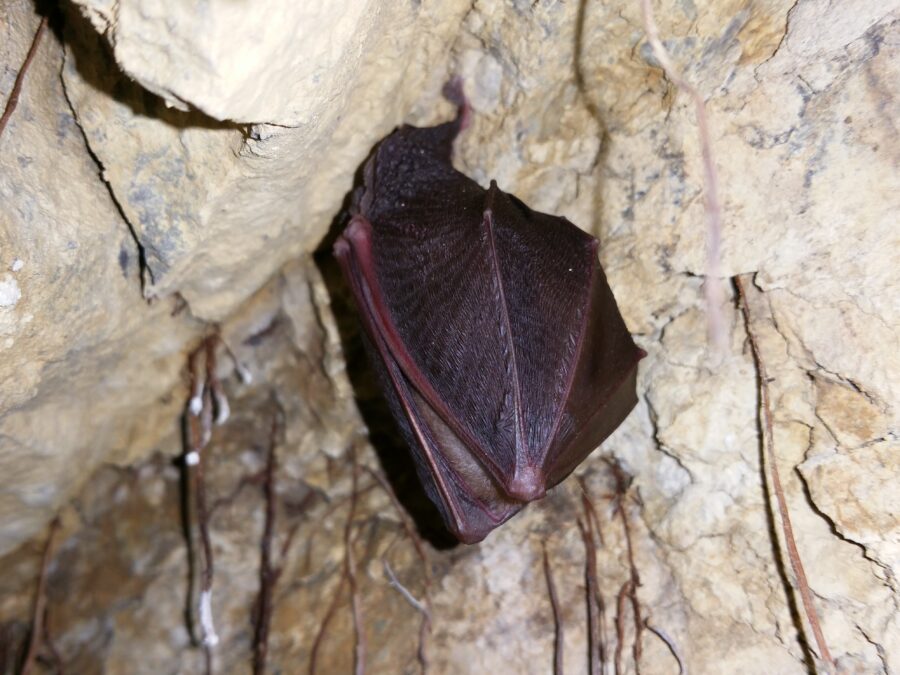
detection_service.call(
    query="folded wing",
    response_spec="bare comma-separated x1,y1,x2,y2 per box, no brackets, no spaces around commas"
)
335,114,644,543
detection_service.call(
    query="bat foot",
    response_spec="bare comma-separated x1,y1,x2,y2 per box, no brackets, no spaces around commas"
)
442,76,472,131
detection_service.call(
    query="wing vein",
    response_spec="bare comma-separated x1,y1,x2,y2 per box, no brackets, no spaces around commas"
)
483,181,526,458
541,240,598,464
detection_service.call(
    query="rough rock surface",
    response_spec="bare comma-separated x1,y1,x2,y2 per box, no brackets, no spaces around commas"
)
1,0,898,673
0,0,202,556
62,0,473,316
1,0,470,558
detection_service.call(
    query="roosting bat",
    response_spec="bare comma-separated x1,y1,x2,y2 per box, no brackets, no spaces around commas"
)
335,81,645,543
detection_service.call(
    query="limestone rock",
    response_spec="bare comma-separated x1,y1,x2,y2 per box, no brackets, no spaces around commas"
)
0,0,201,557
0,0,471,557
75,0,386,127
0,0,898,672
64,0,473,316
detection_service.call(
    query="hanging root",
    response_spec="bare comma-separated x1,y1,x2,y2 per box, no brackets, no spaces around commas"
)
305,478,381,675
640,2,833,668
345,450,366,675
645,619,687,675
578,491,608,675
383,560,428,615
185,334,278,674
192,387,217,675
614,580,633,675
253,413,284,675
0,16,48,139
183,337,228,673
383,557,432,672
19,517,60,675
734,277,834,668
638,0,725,352
578,479,605,547
543,545,565,675
366,468,430,575
604,461,643,674
308,574,347,675
368,468,432,672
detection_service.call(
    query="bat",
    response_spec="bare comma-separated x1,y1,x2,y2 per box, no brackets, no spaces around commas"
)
334,80,645,543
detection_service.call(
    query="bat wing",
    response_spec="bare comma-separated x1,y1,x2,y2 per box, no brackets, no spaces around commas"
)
486,187,645,490
335,111,644,543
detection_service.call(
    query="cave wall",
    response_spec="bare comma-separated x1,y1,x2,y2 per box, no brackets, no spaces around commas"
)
0,0,470,556
0,0,897,673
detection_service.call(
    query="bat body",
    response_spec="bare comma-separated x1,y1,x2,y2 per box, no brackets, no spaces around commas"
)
335,83,645,543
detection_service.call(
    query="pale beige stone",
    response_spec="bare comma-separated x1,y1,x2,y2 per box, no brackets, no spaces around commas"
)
74,0,379,126
814,376,888,449
801,441,900,572
64,0,474,320
0,0,897,672
0,0,201,556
